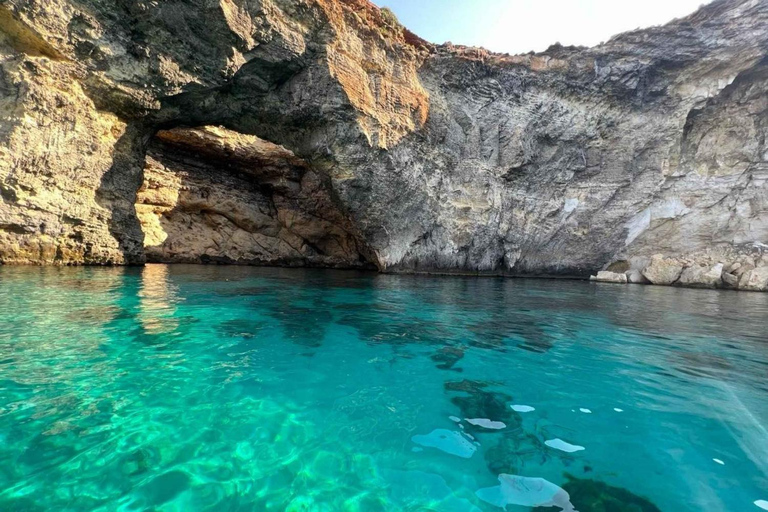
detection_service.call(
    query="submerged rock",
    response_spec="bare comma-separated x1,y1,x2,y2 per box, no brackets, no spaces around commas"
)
562,474,662,512
444,380,519,432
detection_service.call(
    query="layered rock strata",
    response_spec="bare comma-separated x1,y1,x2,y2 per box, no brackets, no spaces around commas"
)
136,126,374,267
0,0,766,291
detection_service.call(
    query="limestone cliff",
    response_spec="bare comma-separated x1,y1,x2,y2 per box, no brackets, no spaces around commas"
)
0,0,766,290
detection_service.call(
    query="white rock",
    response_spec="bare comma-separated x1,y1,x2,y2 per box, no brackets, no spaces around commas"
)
590,271,628,284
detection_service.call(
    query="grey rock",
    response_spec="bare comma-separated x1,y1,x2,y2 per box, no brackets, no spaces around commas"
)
678,263,724,289
734,262,756,277
738,267,768,292
722,272,739,288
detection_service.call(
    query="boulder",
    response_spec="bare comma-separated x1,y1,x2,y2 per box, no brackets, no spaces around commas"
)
677,263,723,288
626,269,650,284
733,261,755,277
722,272,739,288
642,255,684,285
590,271,628,284
738,267,768,291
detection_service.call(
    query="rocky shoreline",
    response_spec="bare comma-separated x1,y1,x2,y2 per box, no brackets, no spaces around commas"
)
591,244,768,291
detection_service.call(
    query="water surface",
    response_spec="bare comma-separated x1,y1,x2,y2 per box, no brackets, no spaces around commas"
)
1,265,767,511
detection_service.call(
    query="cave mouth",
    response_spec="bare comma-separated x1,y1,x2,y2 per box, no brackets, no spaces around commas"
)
134,126,376,269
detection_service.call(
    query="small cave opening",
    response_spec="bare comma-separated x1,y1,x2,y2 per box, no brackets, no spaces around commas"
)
134,125,377,269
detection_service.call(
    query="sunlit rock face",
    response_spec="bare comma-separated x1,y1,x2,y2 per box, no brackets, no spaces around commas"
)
0,0,766,284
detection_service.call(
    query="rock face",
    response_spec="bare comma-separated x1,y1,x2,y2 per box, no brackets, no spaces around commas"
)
0,0,766,291
136,126,374,267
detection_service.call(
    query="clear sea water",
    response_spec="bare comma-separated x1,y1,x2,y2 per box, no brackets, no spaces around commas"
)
1,265,767,512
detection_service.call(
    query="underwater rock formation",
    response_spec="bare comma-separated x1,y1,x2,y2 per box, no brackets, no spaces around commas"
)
0,0,766,291
562,474,662,512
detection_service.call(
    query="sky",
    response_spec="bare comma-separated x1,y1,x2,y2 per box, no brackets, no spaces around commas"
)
373,0,711,54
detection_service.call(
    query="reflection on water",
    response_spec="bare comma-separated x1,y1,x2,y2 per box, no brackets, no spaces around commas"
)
137,264,179,335
0,265,767,511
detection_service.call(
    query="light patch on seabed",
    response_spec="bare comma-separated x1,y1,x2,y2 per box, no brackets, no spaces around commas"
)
465,418,506,429
511,404,535,412
449,416,461,422
476,474,577,511
545,438,585,453
411,429,477,458
383,469,483,512
716,382,768,479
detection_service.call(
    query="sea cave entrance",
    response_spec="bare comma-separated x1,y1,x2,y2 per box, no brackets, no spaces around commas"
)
134,126,375,269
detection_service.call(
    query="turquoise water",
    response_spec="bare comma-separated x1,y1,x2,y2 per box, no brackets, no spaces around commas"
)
1,265,767,511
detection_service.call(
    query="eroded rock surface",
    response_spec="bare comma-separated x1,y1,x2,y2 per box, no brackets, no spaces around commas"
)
0,0,766,291
136,126,374,267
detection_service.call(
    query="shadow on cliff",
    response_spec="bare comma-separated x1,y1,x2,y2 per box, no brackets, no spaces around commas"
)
95,122,155,264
